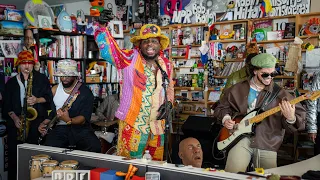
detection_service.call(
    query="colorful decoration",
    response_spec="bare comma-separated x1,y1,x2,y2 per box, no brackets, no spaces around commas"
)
260,0,272,17
57,9,72,32
134,0,145,22
116,164,138,180
89,0,104,16
219,31,235,39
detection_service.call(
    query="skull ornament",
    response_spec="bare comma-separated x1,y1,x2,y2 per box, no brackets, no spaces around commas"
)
161,15,171,26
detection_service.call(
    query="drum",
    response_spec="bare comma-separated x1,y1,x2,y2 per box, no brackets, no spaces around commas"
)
59,160,79,170
30,154,51,180
42,160,59,177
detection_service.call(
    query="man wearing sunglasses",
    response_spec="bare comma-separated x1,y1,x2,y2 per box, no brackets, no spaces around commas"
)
214,53,306,173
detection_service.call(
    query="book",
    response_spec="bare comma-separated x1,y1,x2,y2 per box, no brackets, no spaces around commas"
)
283,22,295,39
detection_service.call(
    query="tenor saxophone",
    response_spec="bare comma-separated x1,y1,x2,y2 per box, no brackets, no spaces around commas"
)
17,71,38,142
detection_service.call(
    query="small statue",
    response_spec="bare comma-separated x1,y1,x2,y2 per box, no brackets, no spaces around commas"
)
134,0,145,23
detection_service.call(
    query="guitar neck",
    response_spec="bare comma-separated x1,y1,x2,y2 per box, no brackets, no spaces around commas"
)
249,95,306,124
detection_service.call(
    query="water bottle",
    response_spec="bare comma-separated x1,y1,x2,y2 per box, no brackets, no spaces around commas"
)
142,150,152,162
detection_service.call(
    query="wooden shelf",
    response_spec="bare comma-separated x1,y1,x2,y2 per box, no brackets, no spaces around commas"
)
215,59,245,63
257,39,294,44
171,44,201,48
299,34,320,39
251,14,296,21
174,87,203,91
213,19,249,25
299,12,320,17
209,39,246,43
207,101,217,105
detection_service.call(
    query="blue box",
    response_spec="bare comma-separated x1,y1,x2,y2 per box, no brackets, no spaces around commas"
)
100,170,124,180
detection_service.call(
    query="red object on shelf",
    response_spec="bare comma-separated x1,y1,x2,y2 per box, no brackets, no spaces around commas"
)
90,168,109,180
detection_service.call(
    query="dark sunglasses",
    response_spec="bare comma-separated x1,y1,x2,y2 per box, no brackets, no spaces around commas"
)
260,72,277,78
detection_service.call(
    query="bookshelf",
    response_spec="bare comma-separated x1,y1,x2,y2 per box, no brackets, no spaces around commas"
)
33,28,120,100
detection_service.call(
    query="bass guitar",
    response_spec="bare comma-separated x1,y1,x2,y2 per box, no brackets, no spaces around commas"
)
38,92,79,144
217,91,320,151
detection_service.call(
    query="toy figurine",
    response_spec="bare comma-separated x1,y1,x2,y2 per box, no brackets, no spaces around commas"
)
89,0,104,16
134,0,145,22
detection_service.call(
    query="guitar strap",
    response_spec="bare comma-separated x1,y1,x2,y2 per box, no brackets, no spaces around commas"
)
63,81,82,107
257,83,281,113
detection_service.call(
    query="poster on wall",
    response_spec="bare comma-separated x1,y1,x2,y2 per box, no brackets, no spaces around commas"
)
159,0,310,25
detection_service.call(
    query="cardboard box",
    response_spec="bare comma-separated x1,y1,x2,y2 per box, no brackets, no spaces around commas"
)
86,76,100,83
100,170,124,180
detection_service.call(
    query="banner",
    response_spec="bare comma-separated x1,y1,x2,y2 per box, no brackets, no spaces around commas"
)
159,0,310,24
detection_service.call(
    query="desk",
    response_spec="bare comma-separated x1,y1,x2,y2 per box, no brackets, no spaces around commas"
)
266,154,320,176
18,144,254,180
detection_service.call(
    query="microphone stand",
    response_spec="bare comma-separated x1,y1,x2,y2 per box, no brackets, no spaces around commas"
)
154,60,172,163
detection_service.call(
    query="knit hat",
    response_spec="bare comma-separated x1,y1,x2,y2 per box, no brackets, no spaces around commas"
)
130,24,169,50
251,53,276,68
15,50,35,66
54,59,79,77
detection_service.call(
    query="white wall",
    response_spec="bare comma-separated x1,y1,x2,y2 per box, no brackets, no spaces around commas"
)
62,0,134,17
310,0,320,13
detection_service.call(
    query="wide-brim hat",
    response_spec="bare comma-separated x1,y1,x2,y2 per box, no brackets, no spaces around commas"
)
130,24,169,50
15,50,35,66
54,59,79,77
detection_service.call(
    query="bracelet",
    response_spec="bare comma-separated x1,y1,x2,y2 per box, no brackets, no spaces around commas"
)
66,118,72,125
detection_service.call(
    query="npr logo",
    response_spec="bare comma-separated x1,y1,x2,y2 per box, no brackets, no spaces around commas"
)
52,170,90,180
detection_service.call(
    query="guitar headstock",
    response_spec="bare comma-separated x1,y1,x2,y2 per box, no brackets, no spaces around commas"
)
305,91,320,101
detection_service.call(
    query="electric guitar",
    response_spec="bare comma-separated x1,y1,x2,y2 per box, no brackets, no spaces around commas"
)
38,93,79,144
217,91,320,151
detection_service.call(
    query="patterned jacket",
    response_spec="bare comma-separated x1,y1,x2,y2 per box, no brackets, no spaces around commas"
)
306,72,320,133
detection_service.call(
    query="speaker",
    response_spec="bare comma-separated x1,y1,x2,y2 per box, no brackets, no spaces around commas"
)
181,116,225,168
182,116,219,139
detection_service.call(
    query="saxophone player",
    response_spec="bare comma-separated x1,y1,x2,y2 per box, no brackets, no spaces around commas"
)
2,50,52,180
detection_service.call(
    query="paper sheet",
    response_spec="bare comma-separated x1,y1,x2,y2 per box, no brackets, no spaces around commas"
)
306,48,320,67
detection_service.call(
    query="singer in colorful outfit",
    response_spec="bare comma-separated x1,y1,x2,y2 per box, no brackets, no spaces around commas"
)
95,15,174,160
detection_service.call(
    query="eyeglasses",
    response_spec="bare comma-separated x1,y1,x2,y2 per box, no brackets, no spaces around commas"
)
260,72,277,79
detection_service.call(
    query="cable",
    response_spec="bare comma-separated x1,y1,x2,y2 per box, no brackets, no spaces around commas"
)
211,133,226,161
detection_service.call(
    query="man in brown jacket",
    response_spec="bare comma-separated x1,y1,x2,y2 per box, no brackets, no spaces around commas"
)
214,53,306,173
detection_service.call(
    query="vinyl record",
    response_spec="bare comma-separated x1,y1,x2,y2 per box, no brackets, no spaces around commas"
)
24,0,55,27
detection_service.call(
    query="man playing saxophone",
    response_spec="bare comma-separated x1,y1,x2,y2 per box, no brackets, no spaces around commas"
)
2,50,52,180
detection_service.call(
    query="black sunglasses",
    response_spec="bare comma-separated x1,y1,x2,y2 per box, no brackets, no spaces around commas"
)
260,72,277,78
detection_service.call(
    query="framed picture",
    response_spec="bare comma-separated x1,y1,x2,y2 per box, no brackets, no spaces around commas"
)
0,40,22,58
110,21,124,38
38,15,52,28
